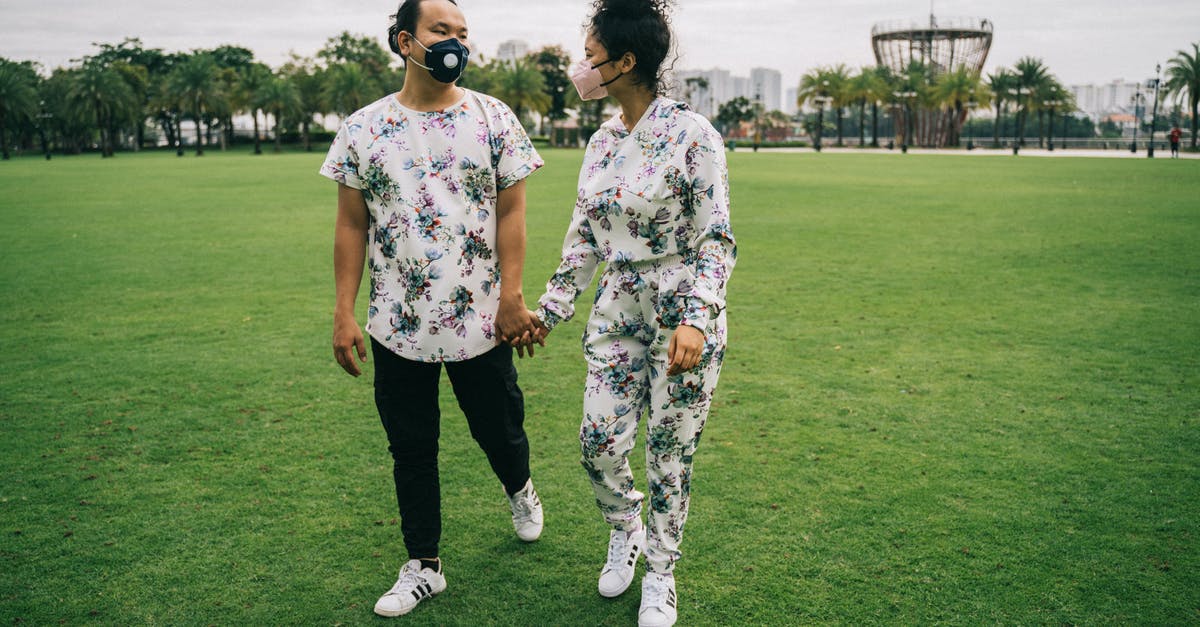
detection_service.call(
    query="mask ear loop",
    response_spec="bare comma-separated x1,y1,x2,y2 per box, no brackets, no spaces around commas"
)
403,31,436,71
591,58,624,88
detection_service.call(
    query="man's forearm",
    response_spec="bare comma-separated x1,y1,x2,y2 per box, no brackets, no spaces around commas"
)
495,183,528,303
334,224,367,316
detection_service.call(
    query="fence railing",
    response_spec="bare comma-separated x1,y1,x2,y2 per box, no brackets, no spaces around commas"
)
744,135,1187,152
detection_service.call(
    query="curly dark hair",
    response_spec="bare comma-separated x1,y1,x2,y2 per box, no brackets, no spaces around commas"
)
587,0,676,95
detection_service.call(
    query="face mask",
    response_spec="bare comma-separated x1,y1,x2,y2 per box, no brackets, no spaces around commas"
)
570,58,621,101
406,32,469,84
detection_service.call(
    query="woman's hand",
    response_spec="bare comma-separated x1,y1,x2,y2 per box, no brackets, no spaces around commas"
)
667,325,705,376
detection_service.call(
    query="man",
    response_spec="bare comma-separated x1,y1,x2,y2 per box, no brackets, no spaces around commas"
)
1169,126,1182,158
320,0,544,617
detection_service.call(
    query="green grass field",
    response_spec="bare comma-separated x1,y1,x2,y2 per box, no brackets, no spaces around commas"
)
1,148,1198,625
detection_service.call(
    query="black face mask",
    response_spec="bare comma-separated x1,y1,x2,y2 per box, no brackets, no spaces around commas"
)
406,33,469,84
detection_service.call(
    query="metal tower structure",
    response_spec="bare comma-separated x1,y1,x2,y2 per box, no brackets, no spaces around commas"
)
871,15,993,146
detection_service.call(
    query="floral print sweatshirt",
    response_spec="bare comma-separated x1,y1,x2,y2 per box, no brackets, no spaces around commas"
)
537,98,736,334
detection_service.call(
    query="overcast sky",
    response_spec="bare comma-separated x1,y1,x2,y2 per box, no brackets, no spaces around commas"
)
1,0,1197,89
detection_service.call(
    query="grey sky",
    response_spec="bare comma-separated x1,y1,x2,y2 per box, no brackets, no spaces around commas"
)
1,0,1197,89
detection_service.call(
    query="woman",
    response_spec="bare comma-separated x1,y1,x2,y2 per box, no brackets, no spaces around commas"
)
531,1,736,624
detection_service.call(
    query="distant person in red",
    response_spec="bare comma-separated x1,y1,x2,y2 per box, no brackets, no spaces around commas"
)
1169,127,1182,158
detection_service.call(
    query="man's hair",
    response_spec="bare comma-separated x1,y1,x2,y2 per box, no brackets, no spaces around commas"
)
388,0,459,57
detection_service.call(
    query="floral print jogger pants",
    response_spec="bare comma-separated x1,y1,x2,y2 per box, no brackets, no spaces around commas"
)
578,258,726,574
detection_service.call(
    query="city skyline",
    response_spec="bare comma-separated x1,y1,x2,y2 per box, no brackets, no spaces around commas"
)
1,0,1196,91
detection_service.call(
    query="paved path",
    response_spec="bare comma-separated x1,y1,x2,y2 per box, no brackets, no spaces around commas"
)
750,146,1200,160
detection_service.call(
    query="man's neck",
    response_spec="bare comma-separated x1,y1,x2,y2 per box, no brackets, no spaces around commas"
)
396,74,464,112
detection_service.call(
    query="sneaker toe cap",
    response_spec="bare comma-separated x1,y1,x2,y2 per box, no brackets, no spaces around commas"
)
598,571,632,597
638,608,675,627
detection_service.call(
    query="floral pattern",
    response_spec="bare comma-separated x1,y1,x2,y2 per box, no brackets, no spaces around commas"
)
534,98,736,574
320,89,542,362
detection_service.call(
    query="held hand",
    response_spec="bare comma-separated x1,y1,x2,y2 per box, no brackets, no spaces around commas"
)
333,311,368,377
516,310,549,359
667,325,705,376
496,293,535,345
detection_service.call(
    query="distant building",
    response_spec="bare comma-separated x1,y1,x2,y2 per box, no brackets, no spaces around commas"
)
496,39,529,63
784,87,799,116
671,67,787,119
1069,79,1144,122
749,68,783,112
731,76,749,102
672,68,732,119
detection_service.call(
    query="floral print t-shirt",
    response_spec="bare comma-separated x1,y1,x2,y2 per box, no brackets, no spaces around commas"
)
320,89,543,362
537,97,736,334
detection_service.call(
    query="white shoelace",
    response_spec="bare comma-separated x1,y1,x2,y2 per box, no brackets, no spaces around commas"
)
642,575,674,610
385,566,427,598
604,527,638,573
510,490,537,524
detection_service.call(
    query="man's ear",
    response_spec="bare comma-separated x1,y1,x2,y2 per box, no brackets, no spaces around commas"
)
396,30,413,58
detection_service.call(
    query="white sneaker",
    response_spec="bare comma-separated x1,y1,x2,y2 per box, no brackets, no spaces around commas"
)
598,523,645,597
373,559,446,617
638,572,678,627
506,479,543,542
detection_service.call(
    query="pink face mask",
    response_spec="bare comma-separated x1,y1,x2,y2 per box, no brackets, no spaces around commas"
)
570,58,619,101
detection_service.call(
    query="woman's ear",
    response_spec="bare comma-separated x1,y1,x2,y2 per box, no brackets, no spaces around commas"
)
620,51,638,74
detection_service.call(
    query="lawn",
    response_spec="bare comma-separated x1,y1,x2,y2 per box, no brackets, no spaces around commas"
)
1,148,1197,625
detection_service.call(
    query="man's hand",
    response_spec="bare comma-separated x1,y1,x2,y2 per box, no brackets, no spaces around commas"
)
667,325,705,376
515,310,549,359
497,292,536,345
333,311,367,377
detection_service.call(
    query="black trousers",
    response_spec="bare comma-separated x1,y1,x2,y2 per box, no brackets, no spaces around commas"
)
371,338,530,559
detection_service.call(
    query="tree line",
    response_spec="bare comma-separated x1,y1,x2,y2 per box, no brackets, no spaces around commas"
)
0,35,582,160
1,36,1196,159
710,44,1198,150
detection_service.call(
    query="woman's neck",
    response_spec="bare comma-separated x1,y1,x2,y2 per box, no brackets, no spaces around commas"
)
613,88,658,133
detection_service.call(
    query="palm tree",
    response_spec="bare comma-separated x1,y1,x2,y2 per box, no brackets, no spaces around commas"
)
987,69,1015,147
530,46,572,135
322,62,374,118
42,67,93,155
935,67,982,147
798,68,838,148
205,68,235,151
259,75,302,153
110,61,150,152
1013,57,1050,146
279,55,328,152
823,64,851,146
493,58,549,130
70,61,137,157
849,68,873,147
86,39,169,152
235,63,272,154
863,65,893,147
892,61,933,147
1032,80,1071,148
0,59,40,160
169,53,220,155
1165,42,1199,148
